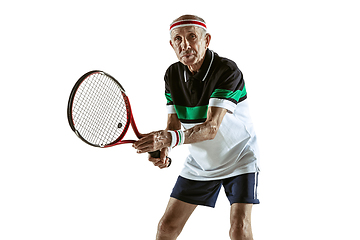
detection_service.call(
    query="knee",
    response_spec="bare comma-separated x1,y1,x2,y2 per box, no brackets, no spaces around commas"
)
157,218,182,238
229,220,253,240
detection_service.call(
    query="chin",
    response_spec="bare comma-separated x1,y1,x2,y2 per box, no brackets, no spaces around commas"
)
181,56,197,66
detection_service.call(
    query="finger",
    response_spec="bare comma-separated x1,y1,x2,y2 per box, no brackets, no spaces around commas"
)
160,149,167,164
158,165,167,169
157,158,171,169
157,161,168,169
154,160,164,167
135,143,156,154
133,135,153,149
148,157,158,163
134,136,161,153
135,132,158,145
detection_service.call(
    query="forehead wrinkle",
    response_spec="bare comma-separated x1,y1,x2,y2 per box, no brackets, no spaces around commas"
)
171,26,200,38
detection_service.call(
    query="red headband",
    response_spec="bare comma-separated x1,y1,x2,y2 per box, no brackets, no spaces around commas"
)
169,19,207,32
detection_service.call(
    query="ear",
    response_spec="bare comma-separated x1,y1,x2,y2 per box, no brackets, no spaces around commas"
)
170,40,174,49
205,33,211,48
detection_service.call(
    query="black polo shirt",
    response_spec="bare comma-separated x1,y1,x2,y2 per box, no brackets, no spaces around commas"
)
165,49,247,124
164,49,260,180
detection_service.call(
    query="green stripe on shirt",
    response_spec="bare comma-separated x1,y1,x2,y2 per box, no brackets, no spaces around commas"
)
210,87,247,102
165,93,172,103
174,105,208,120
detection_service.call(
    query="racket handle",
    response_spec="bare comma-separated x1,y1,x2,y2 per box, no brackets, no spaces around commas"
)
149,150,160,158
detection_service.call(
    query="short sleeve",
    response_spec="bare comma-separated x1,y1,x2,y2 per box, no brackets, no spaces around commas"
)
164,69,176,114
209,67,247,113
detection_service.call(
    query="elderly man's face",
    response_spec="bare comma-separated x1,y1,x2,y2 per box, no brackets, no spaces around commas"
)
170,26,210,70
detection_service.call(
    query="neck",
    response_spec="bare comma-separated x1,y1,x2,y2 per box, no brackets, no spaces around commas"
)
187,54,206,74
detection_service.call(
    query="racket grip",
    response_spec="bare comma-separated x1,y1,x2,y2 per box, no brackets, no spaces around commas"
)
149,150,160,158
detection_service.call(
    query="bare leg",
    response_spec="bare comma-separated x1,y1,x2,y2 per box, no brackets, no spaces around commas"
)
156,197,197,240
229,203,253,240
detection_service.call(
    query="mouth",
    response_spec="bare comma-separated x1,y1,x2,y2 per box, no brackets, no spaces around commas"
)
181,53,195,59
182,54,193,59
181,50,196,58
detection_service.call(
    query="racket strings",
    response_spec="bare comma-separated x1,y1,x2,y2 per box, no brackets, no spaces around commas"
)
71,73,128,146
74,76,125,144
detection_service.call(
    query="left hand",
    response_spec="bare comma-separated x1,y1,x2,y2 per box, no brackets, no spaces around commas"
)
132,130,172,153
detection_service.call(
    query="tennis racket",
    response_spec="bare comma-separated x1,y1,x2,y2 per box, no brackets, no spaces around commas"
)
67,70,161,159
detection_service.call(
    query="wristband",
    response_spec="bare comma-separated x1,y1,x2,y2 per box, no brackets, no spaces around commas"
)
168,130,185,148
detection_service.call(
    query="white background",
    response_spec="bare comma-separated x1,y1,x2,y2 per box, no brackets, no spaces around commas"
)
1,0,359,239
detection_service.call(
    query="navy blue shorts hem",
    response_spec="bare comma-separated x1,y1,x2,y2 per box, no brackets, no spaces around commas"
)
229,197,260,205
170,173,260,208
170,194,217,208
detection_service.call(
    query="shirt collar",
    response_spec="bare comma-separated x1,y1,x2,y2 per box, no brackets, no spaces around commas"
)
183,49,214,82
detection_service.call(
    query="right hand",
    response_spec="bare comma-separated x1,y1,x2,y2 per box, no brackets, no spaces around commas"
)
148,147,171,169
133,130,172,154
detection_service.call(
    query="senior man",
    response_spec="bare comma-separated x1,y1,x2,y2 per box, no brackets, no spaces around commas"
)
133,15,260,240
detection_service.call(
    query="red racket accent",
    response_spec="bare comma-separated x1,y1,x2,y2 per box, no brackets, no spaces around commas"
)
104,93,142,147
67,70,162,159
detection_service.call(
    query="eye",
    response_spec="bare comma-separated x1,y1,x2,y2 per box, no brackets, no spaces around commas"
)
174,36,182,44
190,34,197,39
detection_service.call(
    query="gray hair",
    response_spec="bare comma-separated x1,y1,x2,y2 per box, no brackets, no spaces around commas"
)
169,14,207,38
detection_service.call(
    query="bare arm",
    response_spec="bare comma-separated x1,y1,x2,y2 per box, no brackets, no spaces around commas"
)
166,113,182,131
133,107,227,153
183,106,227,144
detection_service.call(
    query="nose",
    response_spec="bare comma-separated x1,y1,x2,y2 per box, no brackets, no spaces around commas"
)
181,38,190,51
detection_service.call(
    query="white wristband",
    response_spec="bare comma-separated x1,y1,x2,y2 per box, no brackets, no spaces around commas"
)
168,130,185,148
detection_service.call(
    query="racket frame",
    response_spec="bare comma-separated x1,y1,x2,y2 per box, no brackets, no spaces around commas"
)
67,70,138,148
